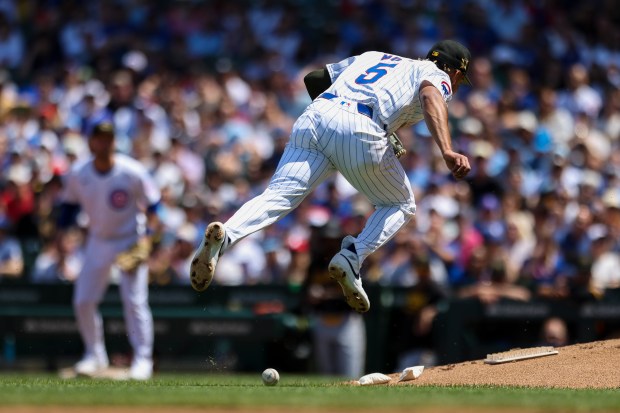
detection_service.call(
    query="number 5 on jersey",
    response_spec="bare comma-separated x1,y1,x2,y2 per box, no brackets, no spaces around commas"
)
355,55,401,84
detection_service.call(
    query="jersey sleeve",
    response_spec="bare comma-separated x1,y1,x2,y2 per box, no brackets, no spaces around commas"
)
420,67,453,102
136,166,161,208
326,55,357,82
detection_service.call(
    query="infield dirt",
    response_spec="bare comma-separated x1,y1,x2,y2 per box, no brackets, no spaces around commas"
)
383,338,620,389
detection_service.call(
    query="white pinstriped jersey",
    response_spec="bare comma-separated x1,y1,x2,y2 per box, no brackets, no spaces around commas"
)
61,153,160,239
326,51,453,134
217,51,439,283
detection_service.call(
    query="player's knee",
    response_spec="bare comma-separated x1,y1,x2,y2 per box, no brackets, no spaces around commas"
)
400,201,416,221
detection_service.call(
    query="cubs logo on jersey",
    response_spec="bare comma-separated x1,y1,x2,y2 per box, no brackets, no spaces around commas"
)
109,189,130,209
440,80,451,98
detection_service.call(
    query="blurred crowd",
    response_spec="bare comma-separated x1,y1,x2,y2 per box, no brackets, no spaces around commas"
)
0,0,620,315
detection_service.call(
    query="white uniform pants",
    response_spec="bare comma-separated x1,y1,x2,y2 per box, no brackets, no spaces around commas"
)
73,235,153,363
225,98,416,264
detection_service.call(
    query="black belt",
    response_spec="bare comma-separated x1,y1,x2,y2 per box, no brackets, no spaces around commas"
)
318,92,373,119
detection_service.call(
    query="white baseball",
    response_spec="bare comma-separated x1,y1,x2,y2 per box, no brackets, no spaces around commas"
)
261,368,279,386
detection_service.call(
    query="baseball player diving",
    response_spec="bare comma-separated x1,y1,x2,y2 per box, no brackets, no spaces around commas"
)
191,40,472,313
58,120,161,379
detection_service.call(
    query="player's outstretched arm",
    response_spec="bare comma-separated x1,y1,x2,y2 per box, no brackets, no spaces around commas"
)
303,68,331,100
420,81,471,180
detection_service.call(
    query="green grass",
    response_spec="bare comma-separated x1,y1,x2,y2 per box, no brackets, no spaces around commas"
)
0,373,619,411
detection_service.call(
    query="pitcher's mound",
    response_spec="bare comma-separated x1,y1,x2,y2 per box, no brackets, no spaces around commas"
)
389,338,620,389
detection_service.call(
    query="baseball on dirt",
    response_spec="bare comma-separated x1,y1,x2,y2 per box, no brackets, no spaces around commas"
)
261,368,279,386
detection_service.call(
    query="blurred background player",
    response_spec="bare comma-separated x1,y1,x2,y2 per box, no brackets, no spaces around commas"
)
57,120,161,380
301,215,366,378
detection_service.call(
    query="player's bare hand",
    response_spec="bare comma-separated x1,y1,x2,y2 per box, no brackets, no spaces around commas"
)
443,150,471,180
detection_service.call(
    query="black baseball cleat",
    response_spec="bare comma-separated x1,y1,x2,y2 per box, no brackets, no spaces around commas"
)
328,248,370,313
190,222,225,292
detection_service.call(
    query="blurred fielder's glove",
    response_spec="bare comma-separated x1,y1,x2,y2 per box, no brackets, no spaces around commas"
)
115,237,152,272
389,132,407,159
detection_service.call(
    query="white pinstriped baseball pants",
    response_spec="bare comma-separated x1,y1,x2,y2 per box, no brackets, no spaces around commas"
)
224,98,416,265
73,235,153,364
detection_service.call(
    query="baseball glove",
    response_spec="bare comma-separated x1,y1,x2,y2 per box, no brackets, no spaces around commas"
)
389,132,407,159
115,237,152,272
